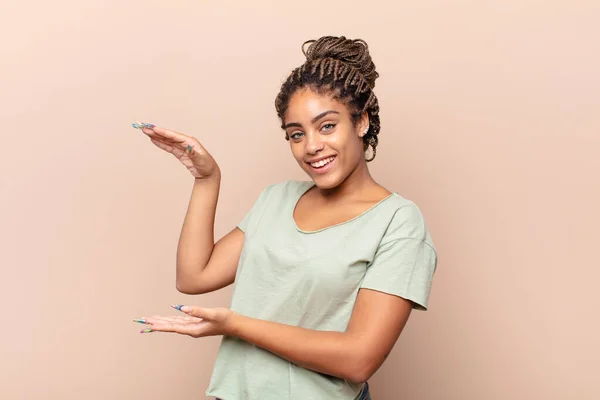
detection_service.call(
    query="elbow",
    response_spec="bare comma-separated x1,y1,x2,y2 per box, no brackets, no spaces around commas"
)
175,268,202,294
345,354,379,383
346,367,374,384
175,282,194,294
176,280,204,295
175,276,200,295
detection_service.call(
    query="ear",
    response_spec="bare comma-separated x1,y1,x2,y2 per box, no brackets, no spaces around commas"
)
357,112,370,138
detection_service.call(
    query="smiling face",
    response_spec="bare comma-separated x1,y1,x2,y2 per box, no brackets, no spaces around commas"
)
283,88,369,190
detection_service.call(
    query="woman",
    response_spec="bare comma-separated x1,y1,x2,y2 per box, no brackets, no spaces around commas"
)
133,36,438,400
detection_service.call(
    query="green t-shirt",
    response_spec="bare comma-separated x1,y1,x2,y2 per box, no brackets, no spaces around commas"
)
206,180,438,400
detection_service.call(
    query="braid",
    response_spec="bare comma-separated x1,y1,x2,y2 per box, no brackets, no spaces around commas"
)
275,36,381,162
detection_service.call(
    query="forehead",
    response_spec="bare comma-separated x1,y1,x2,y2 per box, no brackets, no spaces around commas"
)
284,88,349,123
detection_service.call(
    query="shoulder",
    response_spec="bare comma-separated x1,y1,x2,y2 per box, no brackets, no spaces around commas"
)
379,193,434,246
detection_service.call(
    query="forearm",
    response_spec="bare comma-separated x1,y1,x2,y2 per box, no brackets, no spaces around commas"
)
176,172,221,289
228,313,368,382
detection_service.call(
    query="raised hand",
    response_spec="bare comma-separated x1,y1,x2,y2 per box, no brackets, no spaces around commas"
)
132,122,220,179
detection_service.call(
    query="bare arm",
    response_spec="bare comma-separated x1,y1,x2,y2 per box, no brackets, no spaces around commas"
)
176,174,246,294
144,289,411,381
175,175,220,288
136,125,244,295
227,289,413,382
144,266,414,381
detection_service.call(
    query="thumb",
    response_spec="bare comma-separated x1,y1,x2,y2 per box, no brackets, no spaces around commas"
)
171,304,215,320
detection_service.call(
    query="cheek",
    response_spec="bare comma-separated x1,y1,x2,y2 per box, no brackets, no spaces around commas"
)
339,138,365,170
330,130,363,156
353,136,366,156
290,143,305,162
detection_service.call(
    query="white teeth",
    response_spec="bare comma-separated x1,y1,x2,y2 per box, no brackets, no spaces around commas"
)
310,156,335,168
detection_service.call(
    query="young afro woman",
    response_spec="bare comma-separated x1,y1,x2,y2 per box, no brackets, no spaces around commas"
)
133,35,438,400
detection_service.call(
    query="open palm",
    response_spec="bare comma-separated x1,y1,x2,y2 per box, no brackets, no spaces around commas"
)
136,305,234,338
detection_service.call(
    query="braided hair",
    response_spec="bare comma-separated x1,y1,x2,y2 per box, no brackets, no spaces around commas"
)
275,36,381,161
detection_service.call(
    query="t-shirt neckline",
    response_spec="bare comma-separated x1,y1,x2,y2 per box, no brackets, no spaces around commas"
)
291,181,397,234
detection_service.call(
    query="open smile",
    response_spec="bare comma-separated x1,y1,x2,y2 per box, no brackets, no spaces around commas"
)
306,156,336,174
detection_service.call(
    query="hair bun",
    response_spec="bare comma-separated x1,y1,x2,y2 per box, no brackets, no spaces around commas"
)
302,36,379,89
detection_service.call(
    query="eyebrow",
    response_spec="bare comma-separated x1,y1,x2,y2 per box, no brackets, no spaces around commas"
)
283,110,340,129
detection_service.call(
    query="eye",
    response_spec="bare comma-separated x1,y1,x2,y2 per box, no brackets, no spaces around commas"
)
321,123,336,132
289,131,304,140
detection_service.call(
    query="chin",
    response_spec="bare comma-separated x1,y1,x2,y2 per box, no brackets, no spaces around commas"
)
308,172,344,190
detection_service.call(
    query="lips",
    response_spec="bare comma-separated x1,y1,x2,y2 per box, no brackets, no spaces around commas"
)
307,156,336,168
305,155,337,176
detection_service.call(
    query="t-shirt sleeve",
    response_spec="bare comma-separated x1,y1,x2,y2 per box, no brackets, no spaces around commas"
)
237,184,276,234
359,204,438,310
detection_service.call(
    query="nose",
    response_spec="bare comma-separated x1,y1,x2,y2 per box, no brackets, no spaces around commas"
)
305,131,324,155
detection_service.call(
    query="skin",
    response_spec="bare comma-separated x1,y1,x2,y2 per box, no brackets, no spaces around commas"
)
285,88,392,230
135,88,414,383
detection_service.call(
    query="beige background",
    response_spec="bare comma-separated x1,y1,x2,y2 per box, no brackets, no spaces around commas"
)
1,0,599,399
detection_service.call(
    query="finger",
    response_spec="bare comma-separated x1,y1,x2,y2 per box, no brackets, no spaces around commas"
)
147,133,196,159
153,128,208,154
151,127,191,145
145,321,204,336
142,127,179,146
142,315,200,325
142,321,185,334
141,126,156,136
149,137,175,153
139,315,172,324
148,138,193,163
172,304,217,320
139,126,182,146
139,125,204,156
171,304,200,315
156,315,201,324
132,122,155,130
